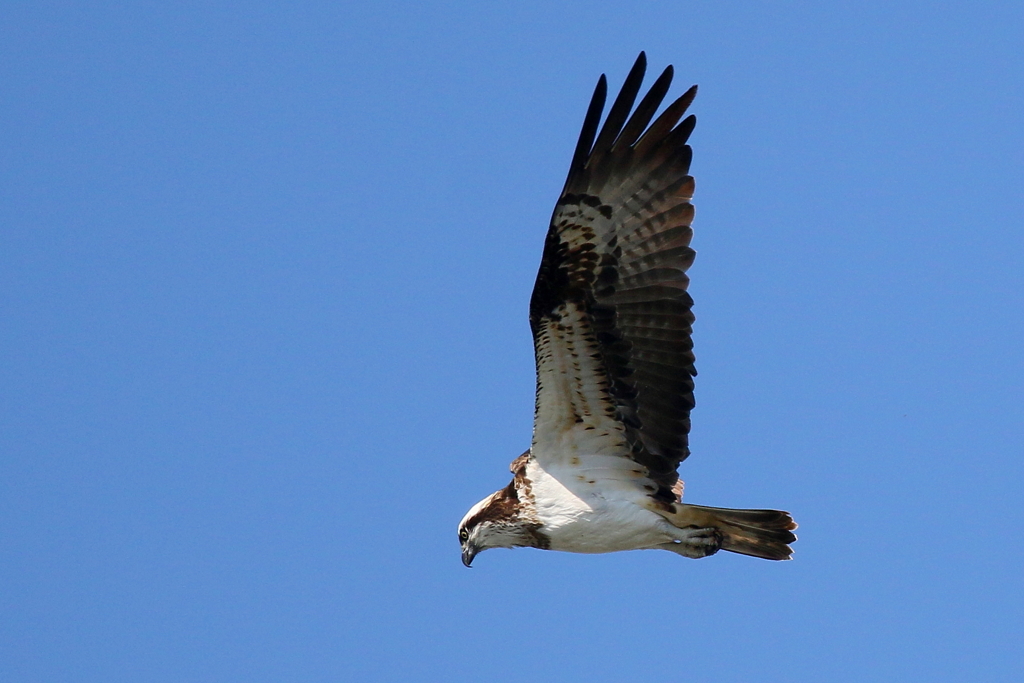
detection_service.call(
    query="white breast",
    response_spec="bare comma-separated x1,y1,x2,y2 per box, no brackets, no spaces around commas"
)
525,456,677,554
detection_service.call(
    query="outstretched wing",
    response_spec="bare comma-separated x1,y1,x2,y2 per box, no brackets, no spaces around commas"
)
530,53,697,501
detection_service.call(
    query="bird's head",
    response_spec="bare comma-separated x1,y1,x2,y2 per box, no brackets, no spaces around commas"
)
458,484,537,567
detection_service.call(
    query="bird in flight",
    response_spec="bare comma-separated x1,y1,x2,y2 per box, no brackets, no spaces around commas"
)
459,53,797,567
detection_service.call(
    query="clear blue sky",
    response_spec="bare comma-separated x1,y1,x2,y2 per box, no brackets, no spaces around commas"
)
2,2,1022,681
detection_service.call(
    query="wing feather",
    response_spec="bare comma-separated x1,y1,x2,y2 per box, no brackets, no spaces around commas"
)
589,53,648,163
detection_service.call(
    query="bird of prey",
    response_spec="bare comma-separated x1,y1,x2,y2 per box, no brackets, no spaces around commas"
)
458,53,797,567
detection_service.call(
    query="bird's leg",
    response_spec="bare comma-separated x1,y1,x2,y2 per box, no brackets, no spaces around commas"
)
658,527,723,558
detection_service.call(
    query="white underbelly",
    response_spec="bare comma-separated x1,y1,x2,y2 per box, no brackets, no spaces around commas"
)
528,462,676,553
544,511,679,557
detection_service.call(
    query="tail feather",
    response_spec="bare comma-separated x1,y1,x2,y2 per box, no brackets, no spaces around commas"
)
674,504,798,560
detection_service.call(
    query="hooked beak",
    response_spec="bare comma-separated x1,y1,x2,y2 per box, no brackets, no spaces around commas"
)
461,542,478,567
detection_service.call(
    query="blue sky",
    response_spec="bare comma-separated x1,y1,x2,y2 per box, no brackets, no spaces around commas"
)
2,2,1023,681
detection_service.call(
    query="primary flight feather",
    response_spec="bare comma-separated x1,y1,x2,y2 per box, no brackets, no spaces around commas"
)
459,53,797,566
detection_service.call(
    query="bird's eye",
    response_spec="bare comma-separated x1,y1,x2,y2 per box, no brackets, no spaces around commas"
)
459,529,469,542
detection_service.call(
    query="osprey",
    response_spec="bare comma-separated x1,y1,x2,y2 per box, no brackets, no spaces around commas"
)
459,53,797,567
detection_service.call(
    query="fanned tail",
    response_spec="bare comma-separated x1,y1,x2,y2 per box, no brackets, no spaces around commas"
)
672,504,798,560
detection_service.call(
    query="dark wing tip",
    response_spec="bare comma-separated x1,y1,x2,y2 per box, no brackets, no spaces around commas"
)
613,63,675,154
563,55,697,193
565,74,608,186
589,52,649,163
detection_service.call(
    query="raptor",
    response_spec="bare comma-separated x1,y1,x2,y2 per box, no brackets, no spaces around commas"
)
459,53,797,567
